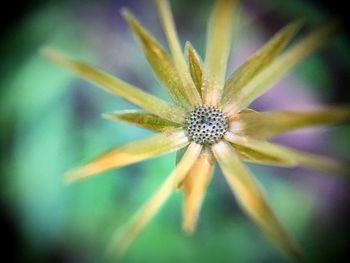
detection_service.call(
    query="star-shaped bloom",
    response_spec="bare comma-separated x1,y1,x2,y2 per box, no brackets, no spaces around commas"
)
42,0,349,261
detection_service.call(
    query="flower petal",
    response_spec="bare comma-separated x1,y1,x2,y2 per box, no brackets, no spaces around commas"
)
231,107,350,139
182,149,215,234
122,10,191,107
212,141,303,262
41,47,186,123
232,143,297,167
225,133,349,177
225,132,298,167
224,21,339,115
185,41,203,96
155,0,202,105
64,129,189,183
108,142,202,256
102,110,182,132
221,18,303,106
282,147,349,177
202,0,238,105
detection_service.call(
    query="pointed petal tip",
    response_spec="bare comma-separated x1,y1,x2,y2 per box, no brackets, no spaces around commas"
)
182,223,195,236
63,163,105,184
105,231,129,260
184,42,192,57
184,41,193,51
63,172,76,185
101,112,116,121
293,16,306,26
121,9,140,34
39,46,74,70
39,45,54,54
120,7,129,16
63,169,84,184
185,41,200,60
101,111,125,122
39,46,62,61
287,16,305,35
40,46,72,65
120,7,134,22
101,112,111,119
39,45,50,57
185,41,203,95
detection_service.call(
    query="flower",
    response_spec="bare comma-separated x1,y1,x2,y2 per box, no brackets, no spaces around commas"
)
41,0,349,261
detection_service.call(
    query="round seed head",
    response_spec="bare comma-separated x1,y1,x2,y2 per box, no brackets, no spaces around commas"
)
186,106,228,145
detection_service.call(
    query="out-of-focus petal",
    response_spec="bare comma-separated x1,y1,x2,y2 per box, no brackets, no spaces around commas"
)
182,149,215,234
225,132,349,177
109,142,202,256
102,110,182,132
222,19,303,106
65,129,189,183
155,0,201,105
224,21,339,115
202,0,238,106
233,143,297,167
212,141,303,262
230,107,350,139
225,132,298,167
283,148,349,177
186,41,203,96
122,10,190,107
41,47,186,123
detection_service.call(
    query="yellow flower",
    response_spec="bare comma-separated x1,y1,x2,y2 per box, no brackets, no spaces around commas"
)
42,0,349,261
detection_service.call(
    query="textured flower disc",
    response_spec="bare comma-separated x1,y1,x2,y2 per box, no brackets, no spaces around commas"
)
186,106,228,145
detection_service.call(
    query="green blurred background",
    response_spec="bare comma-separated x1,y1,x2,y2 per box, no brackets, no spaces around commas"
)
1,0,350,262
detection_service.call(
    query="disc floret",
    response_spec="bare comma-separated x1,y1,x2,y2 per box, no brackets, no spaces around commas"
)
186,106,228,145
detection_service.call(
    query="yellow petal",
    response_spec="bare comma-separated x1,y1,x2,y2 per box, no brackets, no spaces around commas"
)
40,47,186,123
155,0,202,105
185,41,203,96
102,110,182,132
109,142,202,256
222,18,303,106
182,149,215,234
122,10,190,107
212,141,303,262
224,132,298,167
282,148,349,177
64,129,189,183
224,21,339,115
225,133,349,177
232,143,296,167
202,0,238,106
231,107,350,139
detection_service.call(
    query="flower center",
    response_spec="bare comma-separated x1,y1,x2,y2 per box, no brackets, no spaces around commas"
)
186,106,228,145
